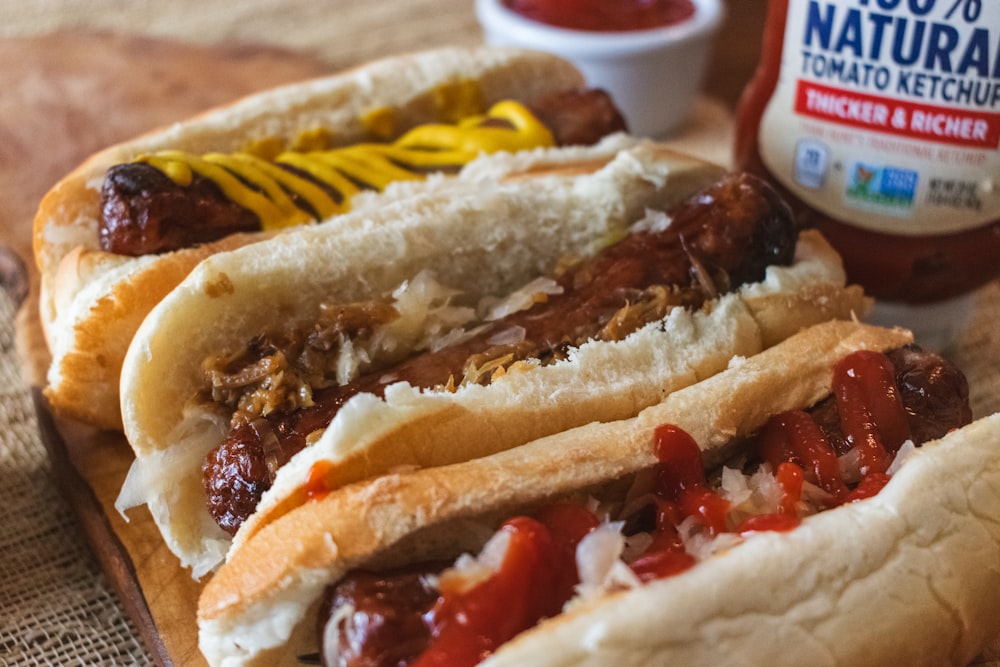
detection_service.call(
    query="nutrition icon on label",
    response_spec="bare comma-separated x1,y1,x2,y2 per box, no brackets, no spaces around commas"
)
794,138,830,189
845,162,918,216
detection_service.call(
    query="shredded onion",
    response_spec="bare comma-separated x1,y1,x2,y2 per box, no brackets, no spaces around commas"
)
334,336,362,386
255,419,283,484
887,440,917,476
838,448,864,485
576,522,626,587
574,522,641,603
436,528,509,595
481,277,563,321
487,325,526,346
682,235,719,299
628,208,673,234
322,601,358,667
720,465,784,523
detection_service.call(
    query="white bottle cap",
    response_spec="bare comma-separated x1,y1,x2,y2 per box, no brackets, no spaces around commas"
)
865,292,976,353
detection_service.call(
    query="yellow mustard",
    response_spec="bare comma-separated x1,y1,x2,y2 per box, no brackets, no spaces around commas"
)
137,100,555,231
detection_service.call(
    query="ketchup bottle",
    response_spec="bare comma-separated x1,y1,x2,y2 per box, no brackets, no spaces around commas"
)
735,0,1000,349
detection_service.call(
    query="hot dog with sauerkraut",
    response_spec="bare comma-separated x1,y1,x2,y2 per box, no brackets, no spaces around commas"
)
201,171,795,537
115,143,867,578
196,320,1000,667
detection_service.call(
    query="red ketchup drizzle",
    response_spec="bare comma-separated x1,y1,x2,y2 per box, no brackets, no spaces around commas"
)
757,410,849,505
405,350,913,662
843,472,892,503
532,502,601,604
413,506,597,667
628,425,728,582
774,461,804,515
633,350,912,583
502,0,695,32
736,512,801,534
751,349,911,507
833,350,912,475
304,460,333,501
629,496,696,582
653,424,730,534
734,462,805,533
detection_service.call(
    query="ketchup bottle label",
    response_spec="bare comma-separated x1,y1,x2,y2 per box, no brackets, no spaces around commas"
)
757,0,1000,237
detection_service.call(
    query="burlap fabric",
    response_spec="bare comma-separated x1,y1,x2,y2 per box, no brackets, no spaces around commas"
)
954,282,1000,421
0,290,150,666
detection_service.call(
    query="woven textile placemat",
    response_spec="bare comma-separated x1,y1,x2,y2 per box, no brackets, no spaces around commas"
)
951,281,1000,421
0,290,151,666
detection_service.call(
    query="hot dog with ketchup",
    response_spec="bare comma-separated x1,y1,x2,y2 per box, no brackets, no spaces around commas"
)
197,320,1000,667
116,143,866,577
33,46,628,430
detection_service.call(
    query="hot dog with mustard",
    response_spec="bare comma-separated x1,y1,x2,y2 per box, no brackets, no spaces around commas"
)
34,46,627,430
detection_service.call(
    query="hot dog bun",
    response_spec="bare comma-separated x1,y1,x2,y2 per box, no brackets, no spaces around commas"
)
115,142,868,578
482,411,1000,667
196,321,1000,667
34,46,592,429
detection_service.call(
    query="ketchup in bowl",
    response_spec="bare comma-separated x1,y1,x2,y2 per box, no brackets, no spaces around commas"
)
502,0,695,32
478,0,722,137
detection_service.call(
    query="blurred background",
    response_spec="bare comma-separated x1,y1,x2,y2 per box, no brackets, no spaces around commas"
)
0,0,762,108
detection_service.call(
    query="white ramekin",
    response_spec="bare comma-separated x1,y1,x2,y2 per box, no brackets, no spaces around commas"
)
476,0,724,138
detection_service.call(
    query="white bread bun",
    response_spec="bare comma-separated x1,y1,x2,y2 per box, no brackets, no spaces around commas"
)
34,46,589,429
235,229,861,553
481,412,1000,667
116,142,737,576
117,143,869,578
196,320,969,666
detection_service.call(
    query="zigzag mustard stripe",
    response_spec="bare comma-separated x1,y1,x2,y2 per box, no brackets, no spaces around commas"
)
136,101,555,231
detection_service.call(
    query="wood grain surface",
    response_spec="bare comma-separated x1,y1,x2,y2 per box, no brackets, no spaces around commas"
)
0,31,329,387
0,0,765,108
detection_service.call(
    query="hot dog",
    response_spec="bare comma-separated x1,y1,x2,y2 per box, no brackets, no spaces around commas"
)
115,143,867,578
98,88,624,257
33,46,628,430
196,320,1000,667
